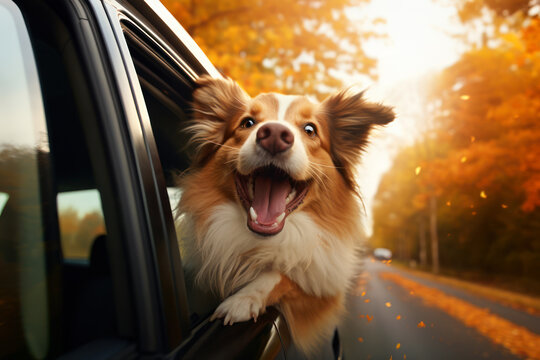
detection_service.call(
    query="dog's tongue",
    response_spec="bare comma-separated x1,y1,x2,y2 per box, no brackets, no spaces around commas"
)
252,174,291,225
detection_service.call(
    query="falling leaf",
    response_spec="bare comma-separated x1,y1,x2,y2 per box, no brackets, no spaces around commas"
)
415,166,422,175
480,191,487,198
460,94,470,100
365,299,371,303
396,315,401,320
470,135,476,142
472,211,477,216
501,204,508,208
358,337,364,343
366,315,373,322
446,201,451,206
417,321,426,328
396,343,401,349
361,291,366,297
385,302,392,308
461,156,467,163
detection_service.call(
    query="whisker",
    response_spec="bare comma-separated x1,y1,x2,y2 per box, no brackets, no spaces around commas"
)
200,139,239,151
308,160,343,169
307,166,328,187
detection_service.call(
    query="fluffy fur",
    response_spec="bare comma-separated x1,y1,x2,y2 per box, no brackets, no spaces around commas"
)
177,76,394,353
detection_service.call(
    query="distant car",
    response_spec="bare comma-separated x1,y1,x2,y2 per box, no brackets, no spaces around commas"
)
0,0,340,358
373,248,393,261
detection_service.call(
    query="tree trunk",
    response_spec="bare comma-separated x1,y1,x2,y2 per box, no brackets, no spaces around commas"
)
429,196,440,274
419,217,427,267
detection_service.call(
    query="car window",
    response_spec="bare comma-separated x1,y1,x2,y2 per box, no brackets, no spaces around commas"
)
1,0,131,357
0,1,52,358
120,22,220,327
57,190,106,263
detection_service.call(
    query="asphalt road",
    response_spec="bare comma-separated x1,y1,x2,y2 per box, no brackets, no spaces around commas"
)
337,260,538,360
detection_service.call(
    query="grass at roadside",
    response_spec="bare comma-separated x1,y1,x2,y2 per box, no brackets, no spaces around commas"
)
390,262,540,316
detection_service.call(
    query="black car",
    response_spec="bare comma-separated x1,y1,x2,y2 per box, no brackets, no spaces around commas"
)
0,0,341,358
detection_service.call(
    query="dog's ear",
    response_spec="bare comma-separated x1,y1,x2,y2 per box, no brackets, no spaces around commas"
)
320,89,395,188
188,76,249,164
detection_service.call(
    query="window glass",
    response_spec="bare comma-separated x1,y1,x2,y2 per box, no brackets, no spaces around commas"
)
0,192,8,216
0,0,50,358
57,190,106,263
167,187,182,218
1,0,125,356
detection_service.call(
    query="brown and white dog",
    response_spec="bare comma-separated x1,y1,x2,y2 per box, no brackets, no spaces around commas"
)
177,76,394,352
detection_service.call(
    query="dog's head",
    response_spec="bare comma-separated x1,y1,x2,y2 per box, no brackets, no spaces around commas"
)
187,76,394,236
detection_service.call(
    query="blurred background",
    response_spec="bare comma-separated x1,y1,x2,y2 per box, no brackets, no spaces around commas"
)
162,0,539,293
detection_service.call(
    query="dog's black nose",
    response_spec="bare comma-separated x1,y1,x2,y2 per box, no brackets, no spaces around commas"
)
256,123,294,155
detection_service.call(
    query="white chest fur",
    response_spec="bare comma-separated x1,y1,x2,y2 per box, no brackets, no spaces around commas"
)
180,202,358,298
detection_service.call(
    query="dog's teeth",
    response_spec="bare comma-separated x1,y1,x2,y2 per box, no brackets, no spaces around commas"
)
286,188,297,204
249,207,258,221
276,212,285,223
271,222,278,228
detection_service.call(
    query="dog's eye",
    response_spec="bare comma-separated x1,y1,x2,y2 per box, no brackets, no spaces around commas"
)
303,123,317,137
240,117,256,129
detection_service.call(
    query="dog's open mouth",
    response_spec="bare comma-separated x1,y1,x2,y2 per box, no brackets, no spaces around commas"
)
235,166,309,236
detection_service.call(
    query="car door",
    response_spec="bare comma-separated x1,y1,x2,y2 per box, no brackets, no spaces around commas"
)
86,0,291,358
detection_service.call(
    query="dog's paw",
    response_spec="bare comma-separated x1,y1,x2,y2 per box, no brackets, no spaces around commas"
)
210,294,264,325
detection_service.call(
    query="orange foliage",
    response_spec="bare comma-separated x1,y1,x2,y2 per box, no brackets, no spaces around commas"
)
372,7,540,279
162,0,381,97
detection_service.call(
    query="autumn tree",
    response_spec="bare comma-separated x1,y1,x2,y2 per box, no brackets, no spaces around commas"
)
58,209,106,259
372,2,540,282
163,0,380,97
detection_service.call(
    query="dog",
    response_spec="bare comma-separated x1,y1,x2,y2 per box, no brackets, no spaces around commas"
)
177,76,394,353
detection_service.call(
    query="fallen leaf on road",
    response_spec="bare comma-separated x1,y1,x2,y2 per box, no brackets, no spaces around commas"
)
361,291,366,297
364,299,371,303
366,315,373,322
380,272,540,359
385,302,392,307
396,315,401,320
396,343,401,349
358,337,364,343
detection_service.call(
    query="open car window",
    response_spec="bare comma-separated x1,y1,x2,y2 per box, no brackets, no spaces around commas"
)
119,19,221,328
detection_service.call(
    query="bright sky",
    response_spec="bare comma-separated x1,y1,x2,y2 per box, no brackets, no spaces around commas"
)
344,0,464,237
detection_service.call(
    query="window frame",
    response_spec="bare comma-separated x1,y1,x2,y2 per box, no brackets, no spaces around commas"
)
86,0,195,351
